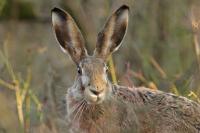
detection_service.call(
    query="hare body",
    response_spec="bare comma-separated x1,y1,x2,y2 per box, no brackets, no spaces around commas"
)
66,79,200,133
51,5,200,133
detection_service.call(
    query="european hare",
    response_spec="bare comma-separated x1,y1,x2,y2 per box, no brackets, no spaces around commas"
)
51,5,200,133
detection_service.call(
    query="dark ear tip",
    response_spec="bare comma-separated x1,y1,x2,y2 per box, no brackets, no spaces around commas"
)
51,7,68,21
115,5,130,16
51,7,61,13
51,7,67,16
119,5,130,11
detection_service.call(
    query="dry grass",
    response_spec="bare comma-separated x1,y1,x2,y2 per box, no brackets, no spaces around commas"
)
0,37,42,133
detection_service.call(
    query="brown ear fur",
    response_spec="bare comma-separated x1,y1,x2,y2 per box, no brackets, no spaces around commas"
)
94,5,129,60
52,8,88,64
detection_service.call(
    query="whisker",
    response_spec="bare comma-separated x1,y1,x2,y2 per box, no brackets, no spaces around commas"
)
84,102,89,115
67,101,83,121
77,101,86,123
71,99,84,113
72,100,85,123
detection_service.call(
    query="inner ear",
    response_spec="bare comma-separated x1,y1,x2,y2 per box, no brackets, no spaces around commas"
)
93,5,129,60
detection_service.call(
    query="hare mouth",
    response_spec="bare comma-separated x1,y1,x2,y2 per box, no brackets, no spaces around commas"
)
84,87,105,104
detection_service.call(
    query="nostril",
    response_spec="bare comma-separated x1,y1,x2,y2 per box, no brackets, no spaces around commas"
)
90,89,102,95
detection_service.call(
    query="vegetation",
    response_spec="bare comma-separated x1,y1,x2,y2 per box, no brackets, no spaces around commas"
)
0,0,199,132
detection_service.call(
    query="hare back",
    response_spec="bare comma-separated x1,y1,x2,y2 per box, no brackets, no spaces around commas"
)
112,85,200,133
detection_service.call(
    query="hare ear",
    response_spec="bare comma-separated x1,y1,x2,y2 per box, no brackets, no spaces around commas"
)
94,5,129,60
52,7,88,64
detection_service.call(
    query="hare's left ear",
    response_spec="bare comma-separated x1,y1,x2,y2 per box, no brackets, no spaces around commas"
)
94,5,129,60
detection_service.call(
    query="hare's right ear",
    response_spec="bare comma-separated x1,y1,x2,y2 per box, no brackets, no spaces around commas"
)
51,8,88,64
94,5,129,61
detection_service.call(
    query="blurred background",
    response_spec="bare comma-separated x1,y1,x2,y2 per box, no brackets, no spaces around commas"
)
0,0,200,132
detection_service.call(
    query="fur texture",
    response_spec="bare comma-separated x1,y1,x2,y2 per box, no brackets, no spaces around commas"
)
51,5,200,133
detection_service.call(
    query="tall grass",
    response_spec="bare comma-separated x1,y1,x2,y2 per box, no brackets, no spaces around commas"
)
108,56,118,84
0,37,42,133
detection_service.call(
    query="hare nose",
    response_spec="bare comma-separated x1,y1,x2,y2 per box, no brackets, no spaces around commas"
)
90,89,103,95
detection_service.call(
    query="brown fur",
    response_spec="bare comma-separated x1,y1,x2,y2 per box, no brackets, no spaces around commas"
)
52,5,200,133
66,84,200,133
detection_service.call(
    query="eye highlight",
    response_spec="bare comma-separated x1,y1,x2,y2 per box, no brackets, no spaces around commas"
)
77,66,82,75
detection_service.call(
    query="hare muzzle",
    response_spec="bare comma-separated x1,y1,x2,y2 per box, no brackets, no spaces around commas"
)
83,76,106,104
84,86,105,104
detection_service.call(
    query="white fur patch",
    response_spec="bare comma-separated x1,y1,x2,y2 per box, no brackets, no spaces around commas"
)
59,45,67,53
52,12,62,26
103,73,108,82
81,75,90,86
119,10,129,23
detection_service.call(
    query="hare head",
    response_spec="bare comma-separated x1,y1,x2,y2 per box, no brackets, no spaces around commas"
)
52,5,129,104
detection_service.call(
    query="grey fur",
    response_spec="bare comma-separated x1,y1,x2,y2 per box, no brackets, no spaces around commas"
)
52,5,200,133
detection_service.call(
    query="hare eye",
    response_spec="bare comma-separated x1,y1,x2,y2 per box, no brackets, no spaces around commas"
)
77,67,82,75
